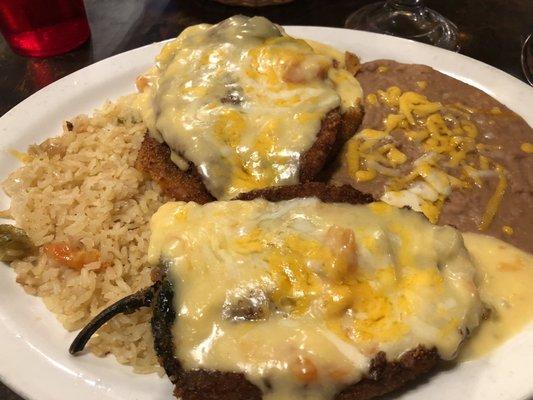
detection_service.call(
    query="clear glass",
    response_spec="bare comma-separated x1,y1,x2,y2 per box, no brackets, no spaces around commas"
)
345,0,459,51
0,0,90,58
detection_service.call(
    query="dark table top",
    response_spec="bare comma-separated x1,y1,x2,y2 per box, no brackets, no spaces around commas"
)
0,0,531,398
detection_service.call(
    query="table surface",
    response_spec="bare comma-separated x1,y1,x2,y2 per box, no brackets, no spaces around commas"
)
0,0,532,398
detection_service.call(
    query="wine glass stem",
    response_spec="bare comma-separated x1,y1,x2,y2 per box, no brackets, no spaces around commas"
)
386,0,425,8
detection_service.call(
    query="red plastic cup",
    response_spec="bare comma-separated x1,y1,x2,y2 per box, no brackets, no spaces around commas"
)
0,0,90,57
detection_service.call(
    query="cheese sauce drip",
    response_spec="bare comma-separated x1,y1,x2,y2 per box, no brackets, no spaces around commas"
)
459,233,533,361
345,86,505,226
148,199,482,400
136,16,362,200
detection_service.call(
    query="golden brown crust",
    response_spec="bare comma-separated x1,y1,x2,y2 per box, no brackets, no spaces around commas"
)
334,347,439,400
314,105,364,182
345,51,361,76
340,104,364,144
299,107,363,183
171,350,438,400
168,346,438,400
299,109,342,182
173,370,262,400
135,134,214,204
235,182,374,204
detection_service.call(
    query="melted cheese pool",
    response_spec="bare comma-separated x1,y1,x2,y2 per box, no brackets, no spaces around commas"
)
459,233,533,361
135,16,362,200
148,199,482,400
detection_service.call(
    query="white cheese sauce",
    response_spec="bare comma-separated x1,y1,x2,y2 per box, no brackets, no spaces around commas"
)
148,199,482,400
459,233,533,361
135,16,362,199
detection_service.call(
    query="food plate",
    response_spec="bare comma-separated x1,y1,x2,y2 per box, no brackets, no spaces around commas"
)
0,26,532,400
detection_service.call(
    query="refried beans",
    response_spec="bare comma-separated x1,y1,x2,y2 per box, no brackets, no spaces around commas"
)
332,60,533,252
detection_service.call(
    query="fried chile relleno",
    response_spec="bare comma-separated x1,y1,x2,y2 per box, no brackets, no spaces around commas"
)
70,253,438,400
150,269,439,400
70,183,482,400
80,267,438,400
133,16,364,202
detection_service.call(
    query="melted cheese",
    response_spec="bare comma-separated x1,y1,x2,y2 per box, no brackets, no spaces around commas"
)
459,233,533,361
521,142,533,153
148,199,482,400
135,16,362,200
304,39,362,111
345,86,506,227
304,39,345,67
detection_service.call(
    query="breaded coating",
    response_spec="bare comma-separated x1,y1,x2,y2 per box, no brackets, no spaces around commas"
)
173,370,261,400
135,134,214,204
236,182,374,204
340,104,364,144
345,51,361,76
299,109,342,182
335,347,438,400
166,346,438,400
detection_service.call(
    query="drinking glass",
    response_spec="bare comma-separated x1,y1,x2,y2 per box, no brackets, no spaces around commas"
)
0,0,90,57
345,0,459,51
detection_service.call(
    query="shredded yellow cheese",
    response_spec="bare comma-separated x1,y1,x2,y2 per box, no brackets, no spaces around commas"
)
479,165,507,231
399,92,442,125
355,169,377,182
366,93,378,105
502,225,514,235
421,199,443,224
387,147,407,165
377,86,401,107
521,142,533,153
416,80,428,90
478,155,490,170
344,85,506,227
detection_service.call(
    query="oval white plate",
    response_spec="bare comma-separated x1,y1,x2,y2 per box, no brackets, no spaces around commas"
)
0,26,532,400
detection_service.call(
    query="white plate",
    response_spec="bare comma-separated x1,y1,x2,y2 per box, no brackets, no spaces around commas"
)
0,26,532,400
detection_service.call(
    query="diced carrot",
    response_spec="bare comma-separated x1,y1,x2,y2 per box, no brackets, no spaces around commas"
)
43,242,102,270
136,75,149,91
